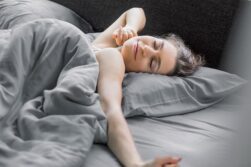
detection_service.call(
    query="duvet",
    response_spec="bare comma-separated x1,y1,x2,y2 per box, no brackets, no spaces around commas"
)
0,18,107,167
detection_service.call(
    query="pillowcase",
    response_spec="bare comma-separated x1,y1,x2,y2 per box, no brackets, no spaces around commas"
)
0,0,93,33
121,67,247,118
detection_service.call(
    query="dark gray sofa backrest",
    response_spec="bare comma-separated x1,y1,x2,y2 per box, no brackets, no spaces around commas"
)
51,0,240,69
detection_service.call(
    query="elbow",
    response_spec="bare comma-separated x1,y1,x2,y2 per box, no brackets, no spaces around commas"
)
127,7,145,14
138,7,145,14
130,7,144,11
128,7,146,27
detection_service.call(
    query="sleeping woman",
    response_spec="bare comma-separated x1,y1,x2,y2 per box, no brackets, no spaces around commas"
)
93,7,204,167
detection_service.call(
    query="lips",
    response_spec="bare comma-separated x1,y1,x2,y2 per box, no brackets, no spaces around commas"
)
134,40,139,60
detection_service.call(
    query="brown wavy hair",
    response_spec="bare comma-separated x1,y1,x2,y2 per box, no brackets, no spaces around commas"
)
160,33,206,76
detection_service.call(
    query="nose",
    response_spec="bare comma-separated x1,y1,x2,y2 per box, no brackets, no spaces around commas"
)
139,43,155,58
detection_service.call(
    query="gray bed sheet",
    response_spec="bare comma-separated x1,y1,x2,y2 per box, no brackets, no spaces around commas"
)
83,83,251,167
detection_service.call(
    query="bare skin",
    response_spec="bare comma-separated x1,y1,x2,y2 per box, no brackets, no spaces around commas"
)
93,8,181,167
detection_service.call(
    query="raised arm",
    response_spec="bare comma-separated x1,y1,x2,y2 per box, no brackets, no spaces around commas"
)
96,49,142,167
92,7,146,48
96,49,181,167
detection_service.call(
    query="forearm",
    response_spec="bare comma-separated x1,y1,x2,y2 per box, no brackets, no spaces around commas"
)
125,8,146,33
97,48,142,166
106,108,143,167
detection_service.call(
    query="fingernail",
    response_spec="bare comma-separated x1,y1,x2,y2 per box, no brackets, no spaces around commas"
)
174,157,182,161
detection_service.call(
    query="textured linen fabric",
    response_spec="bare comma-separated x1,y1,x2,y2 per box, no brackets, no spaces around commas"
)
0,18,107,167
121,67,247,117
0,0,94,32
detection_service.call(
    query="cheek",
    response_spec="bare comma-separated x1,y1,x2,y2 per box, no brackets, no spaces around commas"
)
127,58,149,72
121,42,131,56
122,37,139,55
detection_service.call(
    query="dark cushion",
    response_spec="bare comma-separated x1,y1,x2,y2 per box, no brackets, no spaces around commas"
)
121,67,247,118
51,0,240,68
0,0,94,33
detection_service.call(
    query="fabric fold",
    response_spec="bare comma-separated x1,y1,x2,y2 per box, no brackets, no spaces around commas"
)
0,18,107,167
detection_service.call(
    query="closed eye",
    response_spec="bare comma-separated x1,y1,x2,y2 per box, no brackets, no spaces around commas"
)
150,58,158,72
153,40,157,50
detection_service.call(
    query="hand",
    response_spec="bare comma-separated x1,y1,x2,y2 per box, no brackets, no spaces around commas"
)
134,156,182,167
112,25,138,46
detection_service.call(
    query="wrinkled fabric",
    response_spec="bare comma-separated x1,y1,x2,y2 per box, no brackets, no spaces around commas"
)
0,18,107,167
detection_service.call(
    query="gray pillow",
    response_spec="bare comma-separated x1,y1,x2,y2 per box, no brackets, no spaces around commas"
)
122,67,247,118
0,0,93,33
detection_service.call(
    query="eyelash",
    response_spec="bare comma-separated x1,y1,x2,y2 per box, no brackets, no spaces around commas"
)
149,40,158,70
150,57,155,70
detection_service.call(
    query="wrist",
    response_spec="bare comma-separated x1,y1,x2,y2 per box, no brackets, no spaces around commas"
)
125,7,146,33
127,161,144,167
124,25,138,34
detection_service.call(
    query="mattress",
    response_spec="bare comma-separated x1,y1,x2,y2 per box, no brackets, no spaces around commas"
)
83,84,251,167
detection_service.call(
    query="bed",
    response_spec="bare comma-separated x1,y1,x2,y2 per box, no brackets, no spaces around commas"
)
0,0,250,167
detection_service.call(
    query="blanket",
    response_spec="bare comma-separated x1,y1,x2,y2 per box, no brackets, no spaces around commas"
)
0,18,107,167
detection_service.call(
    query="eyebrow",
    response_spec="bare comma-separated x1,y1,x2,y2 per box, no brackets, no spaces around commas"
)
160,40,165,50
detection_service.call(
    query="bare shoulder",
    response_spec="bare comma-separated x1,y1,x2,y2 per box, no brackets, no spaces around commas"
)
96,48,125,81
95,48,124,67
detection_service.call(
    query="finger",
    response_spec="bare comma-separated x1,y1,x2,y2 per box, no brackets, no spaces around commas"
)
114,31,121,45
125,26,137,37
119,27,123,43
131,29,138,36
115,37,120,46
122,31,129,44
118,30,125,45
165,163,180,167
156,156,182,165
116,36,123,46
112,31,118,39
164,165,178,167
127,31,133,39
166,157,182,163
115,29,122,45
122,28,128,43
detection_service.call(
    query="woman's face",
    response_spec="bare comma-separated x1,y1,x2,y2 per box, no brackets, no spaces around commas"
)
121,35,177,75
